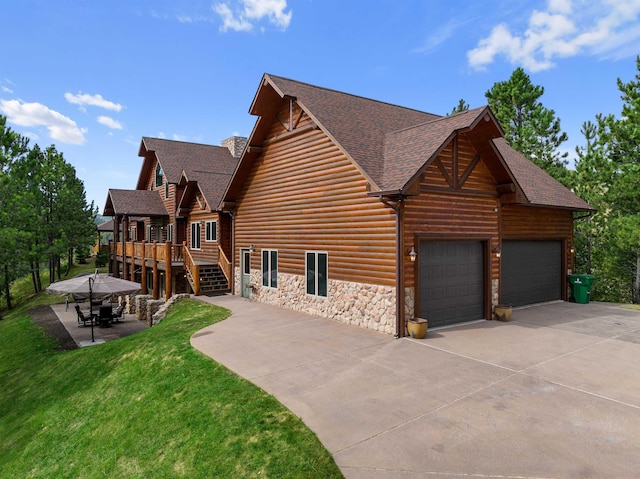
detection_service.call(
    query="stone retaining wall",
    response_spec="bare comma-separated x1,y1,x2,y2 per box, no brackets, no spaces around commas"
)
234,268,396,334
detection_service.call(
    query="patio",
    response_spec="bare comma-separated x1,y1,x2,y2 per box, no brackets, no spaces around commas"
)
49,302,148,347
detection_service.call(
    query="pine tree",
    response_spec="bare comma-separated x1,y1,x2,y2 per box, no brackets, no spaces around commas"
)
485,67,569,184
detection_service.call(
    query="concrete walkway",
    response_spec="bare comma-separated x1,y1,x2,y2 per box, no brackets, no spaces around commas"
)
192,295,640,478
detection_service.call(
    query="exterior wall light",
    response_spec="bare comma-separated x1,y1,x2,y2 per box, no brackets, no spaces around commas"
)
409,246,417,262
493,247,501,258
249,244,255,252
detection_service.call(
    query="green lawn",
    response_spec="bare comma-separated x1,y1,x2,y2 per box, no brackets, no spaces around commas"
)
0,294,343,478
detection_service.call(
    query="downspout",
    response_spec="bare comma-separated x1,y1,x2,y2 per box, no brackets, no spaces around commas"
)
396,197,405,338
379,195,405,338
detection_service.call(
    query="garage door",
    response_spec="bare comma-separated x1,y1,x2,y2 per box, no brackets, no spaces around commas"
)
418,241,484,328
501,241,562,307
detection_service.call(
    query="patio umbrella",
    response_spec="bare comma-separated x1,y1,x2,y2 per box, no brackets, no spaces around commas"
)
46,272,141,301
47,272,142,343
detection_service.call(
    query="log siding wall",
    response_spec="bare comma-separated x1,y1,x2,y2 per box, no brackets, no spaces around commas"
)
234,104,397,287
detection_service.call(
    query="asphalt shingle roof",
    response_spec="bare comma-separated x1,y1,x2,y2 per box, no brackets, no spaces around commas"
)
103,189,169,217
267,75,439,186
139,137,239,209
260,75,591,211
493,138,592,210
382,107,492,192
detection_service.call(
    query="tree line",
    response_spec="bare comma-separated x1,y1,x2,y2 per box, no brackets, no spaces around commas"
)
453,57,640,303
0,118,97,309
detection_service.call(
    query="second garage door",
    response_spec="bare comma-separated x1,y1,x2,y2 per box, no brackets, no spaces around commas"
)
418,241,484,328
501,240,562,307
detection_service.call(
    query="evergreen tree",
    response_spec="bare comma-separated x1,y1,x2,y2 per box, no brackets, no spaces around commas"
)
573,57,640,303
485,67,569,184
448,99,469,115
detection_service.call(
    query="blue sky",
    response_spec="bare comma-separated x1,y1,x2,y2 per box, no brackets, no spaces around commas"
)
1,0,639,209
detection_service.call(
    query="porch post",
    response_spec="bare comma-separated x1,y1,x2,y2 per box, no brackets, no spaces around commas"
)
112,216,120,277
165,241,172,301
152,241,159,300
141,241,148,295
122,215,129,279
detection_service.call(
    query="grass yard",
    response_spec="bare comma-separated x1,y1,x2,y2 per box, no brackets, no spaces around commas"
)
0,296,343,478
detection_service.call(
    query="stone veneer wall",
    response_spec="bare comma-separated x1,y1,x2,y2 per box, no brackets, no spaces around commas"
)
234,267,396,335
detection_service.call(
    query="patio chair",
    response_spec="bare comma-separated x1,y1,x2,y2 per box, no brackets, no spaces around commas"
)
111,303,125,323
75,305,94,327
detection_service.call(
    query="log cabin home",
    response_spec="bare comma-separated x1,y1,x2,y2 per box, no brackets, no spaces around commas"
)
221,74,593,336
103,136,244,300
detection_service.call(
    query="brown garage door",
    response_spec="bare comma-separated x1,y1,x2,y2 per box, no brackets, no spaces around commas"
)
501,240,562,307
418,241,484,328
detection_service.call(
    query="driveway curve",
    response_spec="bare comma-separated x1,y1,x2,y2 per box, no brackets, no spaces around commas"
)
192,295,640,479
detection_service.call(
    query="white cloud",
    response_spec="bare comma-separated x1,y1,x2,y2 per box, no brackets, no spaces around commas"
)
64,92,123,112
97,115,123,130
172,134,187,141
468,0,640,72
1,86,13,94
0,99,87,145
214,0,291,32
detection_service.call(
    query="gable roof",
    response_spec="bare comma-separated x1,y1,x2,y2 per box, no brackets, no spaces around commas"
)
103,189,169,217
178,169,236,213
382,106,502,192
255,74,439,187
225,74,591,212
493,138,592,211
137,137,238,190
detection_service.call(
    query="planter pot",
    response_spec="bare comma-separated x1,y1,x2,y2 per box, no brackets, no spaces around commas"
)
494,304,512,322
407,318,428,339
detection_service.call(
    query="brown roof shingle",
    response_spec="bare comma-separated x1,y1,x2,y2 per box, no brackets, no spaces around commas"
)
228,74,591,212
138,137,238,186
266,75,439,186
103,189,169,217
493,138,592,210
382,107,496,192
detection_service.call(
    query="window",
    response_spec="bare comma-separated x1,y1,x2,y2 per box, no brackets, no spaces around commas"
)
166,224,173,243
262,249,278,288
306,251,328,297
165,181,169,199
146,225,152,242
205,220,217,242
130,226,136,242
155,164,163,187
190,222,201,249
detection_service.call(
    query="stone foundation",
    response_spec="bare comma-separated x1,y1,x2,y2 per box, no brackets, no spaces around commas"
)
404,286,415,320
234,268,397,335
146,299,165,326
135,295,152,321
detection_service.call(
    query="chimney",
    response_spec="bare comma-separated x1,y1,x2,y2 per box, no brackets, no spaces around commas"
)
221,136,248,159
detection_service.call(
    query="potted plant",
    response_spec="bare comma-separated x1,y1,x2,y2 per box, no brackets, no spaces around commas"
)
494,304,512,322
406,317,428,339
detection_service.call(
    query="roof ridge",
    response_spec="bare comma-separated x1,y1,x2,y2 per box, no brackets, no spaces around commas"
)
266,73,442,118
142,136,228,149
386,106,488,137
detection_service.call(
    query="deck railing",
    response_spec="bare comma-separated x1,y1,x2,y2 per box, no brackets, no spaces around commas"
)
114,241,183,265
182,242,200,295
218,244,231,285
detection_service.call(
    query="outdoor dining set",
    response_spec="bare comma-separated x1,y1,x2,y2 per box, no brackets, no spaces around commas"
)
74,301,126,328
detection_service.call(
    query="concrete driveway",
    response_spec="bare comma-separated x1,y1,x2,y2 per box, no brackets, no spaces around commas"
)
192,296,640,479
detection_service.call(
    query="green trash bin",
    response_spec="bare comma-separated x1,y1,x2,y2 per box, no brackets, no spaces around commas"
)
568,274,595,304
